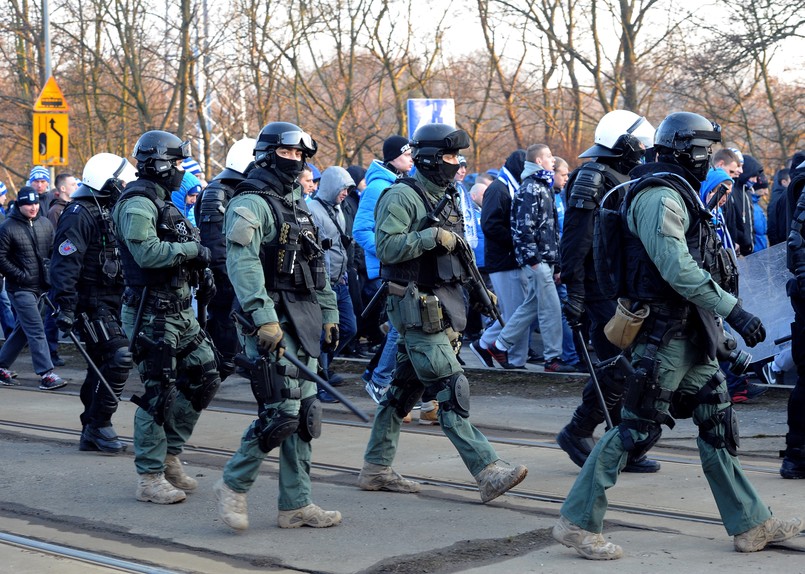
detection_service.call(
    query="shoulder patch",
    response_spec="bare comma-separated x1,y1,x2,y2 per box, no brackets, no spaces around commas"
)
58,239,79,256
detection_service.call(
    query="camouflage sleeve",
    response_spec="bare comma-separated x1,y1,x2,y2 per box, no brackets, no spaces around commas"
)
511,180,540,266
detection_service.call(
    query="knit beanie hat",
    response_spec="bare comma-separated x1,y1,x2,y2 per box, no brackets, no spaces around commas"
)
16,186,40,206
383,135,411,163
28,165,50,183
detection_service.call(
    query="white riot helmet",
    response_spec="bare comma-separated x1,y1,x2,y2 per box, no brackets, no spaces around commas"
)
77,153,138,200
579,110,655,159
226,137,257,174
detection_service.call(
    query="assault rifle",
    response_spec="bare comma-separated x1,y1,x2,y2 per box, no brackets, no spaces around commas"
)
430,184,504,326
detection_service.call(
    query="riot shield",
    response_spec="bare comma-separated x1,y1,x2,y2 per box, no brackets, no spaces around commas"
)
734,242,792,362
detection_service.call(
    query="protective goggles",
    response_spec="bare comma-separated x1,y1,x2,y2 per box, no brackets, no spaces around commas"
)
262,130,317,155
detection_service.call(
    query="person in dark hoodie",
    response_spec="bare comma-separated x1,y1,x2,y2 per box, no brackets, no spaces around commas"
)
725,153,765,256
468,149,530,368
782,150,805,479
767,167,790,246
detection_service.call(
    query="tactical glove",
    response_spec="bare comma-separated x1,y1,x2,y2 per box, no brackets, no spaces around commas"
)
562,295,585,329
434,229,457,253
257,322,284,356
55,310,74,334
323,323,339,353
195,245,212,268
470,287,498,315
726,304,766,348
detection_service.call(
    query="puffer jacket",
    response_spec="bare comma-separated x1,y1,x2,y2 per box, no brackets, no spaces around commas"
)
0,205,54,293
352,160,398,280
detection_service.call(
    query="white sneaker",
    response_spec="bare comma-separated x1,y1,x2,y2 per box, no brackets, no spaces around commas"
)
214,479,249,531
474,461,527,503
277,504,342,528
552,515,623,560
734,517,803,552
136,473,186,504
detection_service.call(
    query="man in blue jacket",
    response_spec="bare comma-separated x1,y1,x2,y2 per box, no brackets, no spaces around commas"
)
353,135,413,402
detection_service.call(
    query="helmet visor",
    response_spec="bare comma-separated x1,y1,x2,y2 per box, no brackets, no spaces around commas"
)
166,140,192,160
273,130,317,155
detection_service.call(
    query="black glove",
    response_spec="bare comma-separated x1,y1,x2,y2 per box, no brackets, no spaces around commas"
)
56,310,74,334
562,295,585,329
196,268,217,306
726,304,766,347
195,245,212,268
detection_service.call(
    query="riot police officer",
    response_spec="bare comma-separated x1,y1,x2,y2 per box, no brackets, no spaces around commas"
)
356,123,527,503
557,110,660,472
783,150,805,479
553,112,802,560
113,130,220,505
196,137,256,379
51,153,138,454
214,122,342,531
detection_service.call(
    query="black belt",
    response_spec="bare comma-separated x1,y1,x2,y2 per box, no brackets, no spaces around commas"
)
123,288,192,315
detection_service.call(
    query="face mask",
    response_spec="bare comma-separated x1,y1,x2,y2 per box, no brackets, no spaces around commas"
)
169,168,185,191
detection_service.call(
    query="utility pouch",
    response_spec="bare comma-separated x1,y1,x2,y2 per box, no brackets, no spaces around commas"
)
605,298,650,349
420,294,444,334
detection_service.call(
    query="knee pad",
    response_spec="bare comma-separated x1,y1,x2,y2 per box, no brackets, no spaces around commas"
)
256,410,300,453
698,406,740,456
436,373,470,418
618,419,662,460
297,396,322,442
177,362,221,411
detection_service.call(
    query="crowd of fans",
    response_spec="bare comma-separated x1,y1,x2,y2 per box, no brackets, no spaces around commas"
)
0,134,797,407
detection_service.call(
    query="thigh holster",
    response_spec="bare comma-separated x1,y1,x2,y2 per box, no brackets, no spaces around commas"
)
385,358,424,418
618,419,663,460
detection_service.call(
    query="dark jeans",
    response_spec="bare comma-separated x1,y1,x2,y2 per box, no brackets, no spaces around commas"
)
0,290,53,375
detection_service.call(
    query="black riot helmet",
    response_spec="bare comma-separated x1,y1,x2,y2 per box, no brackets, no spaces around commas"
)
132,130,191,190
253,122,317,186
411,123,470,187
653,112,722,182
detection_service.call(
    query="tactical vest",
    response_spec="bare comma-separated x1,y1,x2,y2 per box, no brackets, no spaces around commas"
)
235,177,327,357
380,178,468,289
73,197,124,296
116,180,197,289
621,172,738,303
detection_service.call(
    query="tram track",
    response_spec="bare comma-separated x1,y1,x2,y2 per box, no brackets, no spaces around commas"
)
0,532,181,574
0,409,785,531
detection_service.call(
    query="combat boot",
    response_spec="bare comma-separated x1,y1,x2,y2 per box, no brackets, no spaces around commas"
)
552,515,623,560
214,479,249,531
136,473,186,504
79,424,126,454
164,454,198,491
556,424,596,468
780,447,805,479
474,460,528,503
734,517,804,552
357,462,421,493
278,504,342,529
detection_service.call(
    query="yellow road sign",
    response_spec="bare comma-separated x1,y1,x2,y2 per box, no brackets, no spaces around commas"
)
33,76,70,112
32,113,69,166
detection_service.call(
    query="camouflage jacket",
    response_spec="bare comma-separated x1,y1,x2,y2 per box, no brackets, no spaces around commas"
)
511,173,560,268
